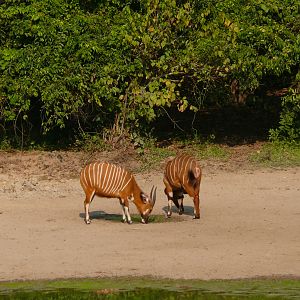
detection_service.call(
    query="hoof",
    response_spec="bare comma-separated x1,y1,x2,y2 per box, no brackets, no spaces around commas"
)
141,218,148,224
85,219,91,224
193,215,200,219
122,219,127,223
167,213,172,218
127,220,133,224
179,210,183,215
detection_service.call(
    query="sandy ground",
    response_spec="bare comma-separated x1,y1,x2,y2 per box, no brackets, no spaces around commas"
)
0,150,299,281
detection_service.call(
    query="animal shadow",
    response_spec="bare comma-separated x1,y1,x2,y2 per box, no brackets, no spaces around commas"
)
79,211,123,222
162,205,194,217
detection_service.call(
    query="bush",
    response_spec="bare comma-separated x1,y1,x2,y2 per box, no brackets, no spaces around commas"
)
270,87,300,142
0,0,299,147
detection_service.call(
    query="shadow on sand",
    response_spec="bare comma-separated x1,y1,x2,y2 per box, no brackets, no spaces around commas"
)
79,209,188,223
79,211,124,222
162,205,195,217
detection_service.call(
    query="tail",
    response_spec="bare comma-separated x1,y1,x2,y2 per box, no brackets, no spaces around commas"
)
188,166,201,187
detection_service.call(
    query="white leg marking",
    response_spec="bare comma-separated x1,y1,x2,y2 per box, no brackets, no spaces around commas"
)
167,199,172,216
124,206,132,223
85,202,90,221
85,195,94,224
120,202,126,222
179,198,183,207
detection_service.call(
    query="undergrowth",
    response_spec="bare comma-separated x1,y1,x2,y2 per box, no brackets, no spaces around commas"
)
135,135,230,172
250,141,300,167
183,143,230,161
2,130,300,169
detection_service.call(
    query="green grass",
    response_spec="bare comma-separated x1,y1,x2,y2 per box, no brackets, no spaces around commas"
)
187,143,230,161
0,138,13,151
250,142,300,167
136,140,229,173
136,146,176,172
0,277,299,299
137,140,300,171
175,133,230,161
74,133,111,152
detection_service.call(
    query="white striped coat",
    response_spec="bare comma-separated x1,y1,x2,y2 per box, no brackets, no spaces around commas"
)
80,162,156,224
163,154,202,219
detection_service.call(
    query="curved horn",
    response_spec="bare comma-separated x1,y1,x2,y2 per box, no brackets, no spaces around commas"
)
150,186,157,206
150,186,154,200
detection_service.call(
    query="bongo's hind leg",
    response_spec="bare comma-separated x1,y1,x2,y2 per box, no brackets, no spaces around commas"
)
164,178,174,218
84,190,95,224
193,180,201,219
175,190,184,215
178,197,184,215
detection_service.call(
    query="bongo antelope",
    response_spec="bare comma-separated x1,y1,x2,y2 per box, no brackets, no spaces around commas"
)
163,154,202,219
80,162,156,224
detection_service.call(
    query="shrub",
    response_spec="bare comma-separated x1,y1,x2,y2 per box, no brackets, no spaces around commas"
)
270,87,300,142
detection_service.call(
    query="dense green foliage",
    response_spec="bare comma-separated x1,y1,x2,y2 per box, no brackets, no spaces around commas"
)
270,87,300,142
0,0,299,147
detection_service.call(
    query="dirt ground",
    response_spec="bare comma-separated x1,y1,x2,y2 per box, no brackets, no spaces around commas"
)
0,148,299,281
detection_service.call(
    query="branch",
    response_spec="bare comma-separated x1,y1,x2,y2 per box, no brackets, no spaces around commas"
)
161,106,185,132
